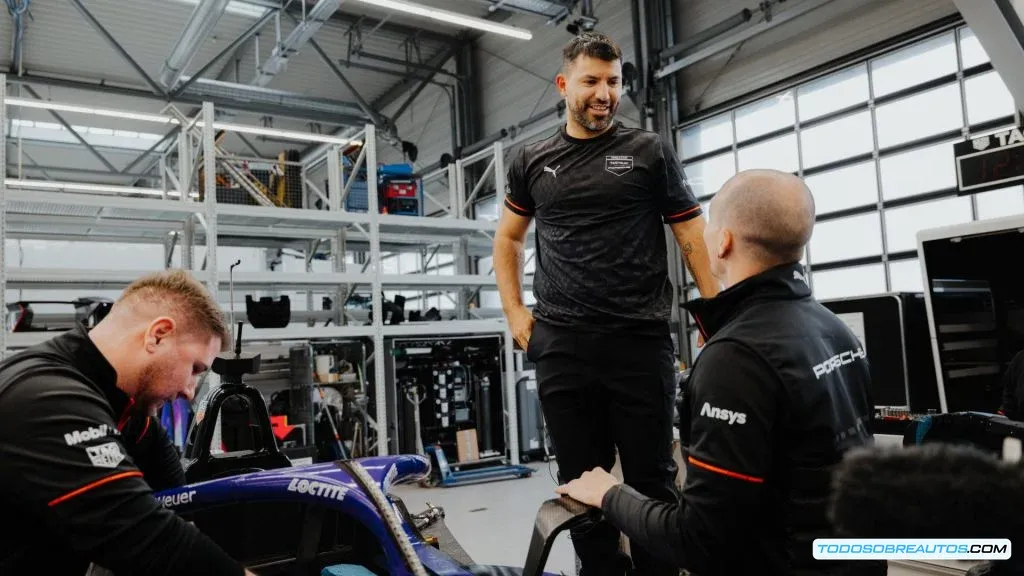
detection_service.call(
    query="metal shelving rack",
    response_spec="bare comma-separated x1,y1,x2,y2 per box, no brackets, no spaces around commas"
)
0,75,523,462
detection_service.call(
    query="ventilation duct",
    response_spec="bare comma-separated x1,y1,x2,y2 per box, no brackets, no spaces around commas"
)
161,0,231,89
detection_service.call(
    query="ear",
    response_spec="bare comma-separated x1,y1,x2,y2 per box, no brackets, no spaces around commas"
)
555,72,567,97
718,229,734,259
145,316,177,352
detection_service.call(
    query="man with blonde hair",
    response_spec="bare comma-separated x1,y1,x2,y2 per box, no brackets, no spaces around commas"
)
0,269,258,575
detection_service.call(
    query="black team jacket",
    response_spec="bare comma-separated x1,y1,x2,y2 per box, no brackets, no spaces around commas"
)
599,262,887,576
0,324,244,575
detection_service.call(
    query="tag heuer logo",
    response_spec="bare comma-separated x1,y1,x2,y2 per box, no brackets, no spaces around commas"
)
86,441,125,468
605,155,633,176
972,136,990,151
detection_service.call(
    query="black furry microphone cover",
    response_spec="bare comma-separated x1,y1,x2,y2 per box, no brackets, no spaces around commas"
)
828,443,1024,540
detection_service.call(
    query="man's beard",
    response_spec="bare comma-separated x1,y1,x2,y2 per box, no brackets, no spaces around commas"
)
569,97,617,133
134,362,170,417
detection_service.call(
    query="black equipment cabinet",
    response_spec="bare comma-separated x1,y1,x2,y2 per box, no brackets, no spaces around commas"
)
821,292,941,414
386,335,508,460
919,219,1024,414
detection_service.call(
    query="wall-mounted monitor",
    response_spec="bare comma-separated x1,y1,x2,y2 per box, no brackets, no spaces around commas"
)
917,214,1024,413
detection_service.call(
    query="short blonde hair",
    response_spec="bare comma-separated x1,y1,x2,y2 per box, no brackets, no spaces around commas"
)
117,268,230,349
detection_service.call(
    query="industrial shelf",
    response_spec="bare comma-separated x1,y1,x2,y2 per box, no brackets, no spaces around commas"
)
0,94,521,463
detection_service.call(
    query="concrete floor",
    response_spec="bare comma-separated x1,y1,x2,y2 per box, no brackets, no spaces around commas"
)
392,458,973,576
393,460,577,574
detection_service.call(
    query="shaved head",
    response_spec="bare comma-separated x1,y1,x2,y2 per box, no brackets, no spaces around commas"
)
703,169,816,287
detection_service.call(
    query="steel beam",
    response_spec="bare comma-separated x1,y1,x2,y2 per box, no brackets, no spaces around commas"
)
352,50,463,79
295,17,386,126
20,85,118,173
171,9,276,98
66,0,166,96
160,0,231,89
337,59,452,87
654,0,838,79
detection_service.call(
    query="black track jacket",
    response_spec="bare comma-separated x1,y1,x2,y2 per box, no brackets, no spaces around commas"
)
0,324,243,575
600,263,886,576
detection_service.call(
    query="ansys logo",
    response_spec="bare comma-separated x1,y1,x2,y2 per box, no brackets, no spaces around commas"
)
700,402,747,425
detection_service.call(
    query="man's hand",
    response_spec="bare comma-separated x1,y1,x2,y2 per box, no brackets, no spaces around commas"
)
554,467,621,508
508,305,535,351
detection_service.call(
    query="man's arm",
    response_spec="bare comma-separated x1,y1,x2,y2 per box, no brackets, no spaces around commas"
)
494,146,536,349
124,415,186,492
670,219,718,299
0,375,245,576
595,341,778,572
653,135,719,299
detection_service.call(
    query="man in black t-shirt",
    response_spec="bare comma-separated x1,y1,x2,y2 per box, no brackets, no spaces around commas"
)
493,32,719,576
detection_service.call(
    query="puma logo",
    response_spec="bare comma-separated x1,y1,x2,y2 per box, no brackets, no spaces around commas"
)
544,165,560,178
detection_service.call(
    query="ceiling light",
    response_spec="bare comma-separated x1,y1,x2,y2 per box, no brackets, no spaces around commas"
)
174,0,269,18
354,0,533,40
5,179,186,198
6,98,363,146
5,98,175,125
199,120,360,145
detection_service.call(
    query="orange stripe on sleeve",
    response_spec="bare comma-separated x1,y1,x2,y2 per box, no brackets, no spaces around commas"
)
665,205,701,221
688,455,764,484
504,197,532,214
48,471,144,507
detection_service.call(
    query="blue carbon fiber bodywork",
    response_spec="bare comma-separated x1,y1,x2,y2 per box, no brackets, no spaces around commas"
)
153,455,556,576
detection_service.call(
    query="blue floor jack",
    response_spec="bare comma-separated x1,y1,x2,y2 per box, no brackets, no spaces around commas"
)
423,444,534,487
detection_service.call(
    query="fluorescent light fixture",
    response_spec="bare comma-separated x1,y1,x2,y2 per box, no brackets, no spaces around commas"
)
199,121,361,146
354,0,533,40
5,98,174,124
175,0,269,18
5,179,190,198
5,98,362,146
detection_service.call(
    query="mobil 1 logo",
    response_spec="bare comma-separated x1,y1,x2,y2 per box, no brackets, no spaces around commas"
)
605,155,633,176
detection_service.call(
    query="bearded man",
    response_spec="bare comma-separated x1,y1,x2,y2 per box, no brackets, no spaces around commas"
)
493,31,719,576
0,269,259,576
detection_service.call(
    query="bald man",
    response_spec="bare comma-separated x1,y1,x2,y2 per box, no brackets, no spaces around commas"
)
557,170,884,575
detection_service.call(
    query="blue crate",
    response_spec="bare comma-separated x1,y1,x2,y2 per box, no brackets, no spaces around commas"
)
343,163,422,216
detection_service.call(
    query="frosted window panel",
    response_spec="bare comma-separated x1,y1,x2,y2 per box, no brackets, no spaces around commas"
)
475,195,499,221
889,259,924,292
965,71,1016,125
800,110,874,169
871,33,957,97
875,84,962,149
975,185,1024,220
805,161,878,215
810,264,886,300
381,254,400,274
16,240,164,270
735,92,796,142
884,196,973,253
398,253,420,273
478,255,494,274
683,152,735,198
437,253,454,265
797,64,869,121
737,133,799,174
680,114,733,158
809,213,883,264
959,27,990,69
879,140,957,200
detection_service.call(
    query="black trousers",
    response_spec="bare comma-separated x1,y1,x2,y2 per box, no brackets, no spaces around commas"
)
527,320,680,576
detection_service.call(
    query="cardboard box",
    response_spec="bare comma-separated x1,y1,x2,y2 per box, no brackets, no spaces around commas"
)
456,428,479,463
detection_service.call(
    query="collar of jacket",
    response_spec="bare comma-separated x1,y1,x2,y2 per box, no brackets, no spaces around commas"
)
56,323,135,428
682,261,812,341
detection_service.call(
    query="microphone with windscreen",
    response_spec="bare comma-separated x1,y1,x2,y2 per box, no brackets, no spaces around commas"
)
828,443,1023,575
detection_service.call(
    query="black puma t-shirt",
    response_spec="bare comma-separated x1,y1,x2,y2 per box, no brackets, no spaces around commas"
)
504,122,702,335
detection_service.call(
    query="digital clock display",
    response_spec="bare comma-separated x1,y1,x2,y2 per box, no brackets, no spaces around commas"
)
954,129,1024,195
